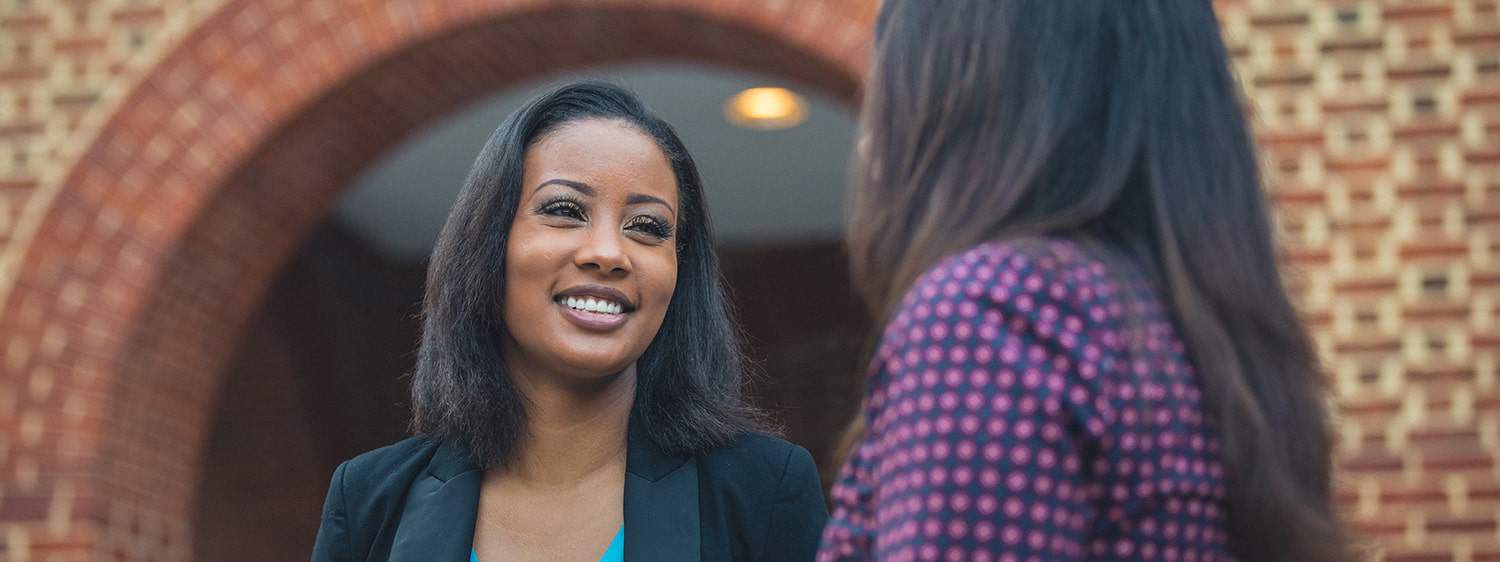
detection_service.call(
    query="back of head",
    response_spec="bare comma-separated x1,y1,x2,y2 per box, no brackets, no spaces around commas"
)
849,2,1354,560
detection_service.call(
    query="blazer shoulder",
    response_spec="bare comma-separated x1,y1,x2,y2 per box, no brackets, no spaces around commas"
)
699,433,817,493
693,433,827,561
315,437,444,562
336,436,444,508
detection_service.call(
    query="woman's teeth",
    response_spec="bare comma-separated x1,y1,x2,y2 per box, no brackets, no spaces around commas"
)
562,296,624,315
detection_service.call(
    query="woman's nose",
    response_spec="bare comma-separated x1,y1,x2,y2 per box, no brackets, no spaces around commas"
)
575,226,631,275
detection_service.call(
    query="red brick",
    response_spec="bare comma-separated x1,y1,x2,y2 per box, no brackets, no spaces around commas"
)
1402,305,1470,323
1340,450,1406,472
1394,123,1460,140
1253,71,1317,88
1400,241,1470,259
1462,87,1500,106
1334,277,1399,294
111,6,166,24
0,122,42,138
1261,129,1326,147
1388,63,1453,81
1383,4,1453,21
1322,38,1384,55
1455,28,1500,47
0,14,47,32
1326,155,1391,173
1398,182,1467,199
1251,11,1311,28
1426,517,1499,534
53,37,108,53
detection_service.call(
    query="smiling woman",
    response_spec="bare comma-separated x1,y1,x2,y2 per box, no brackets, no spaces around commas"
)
505,124,680,378
310,82,828,562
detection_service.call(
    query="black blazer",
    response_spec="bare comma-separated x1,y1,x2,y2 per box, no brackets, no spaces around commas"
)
310,426,828,562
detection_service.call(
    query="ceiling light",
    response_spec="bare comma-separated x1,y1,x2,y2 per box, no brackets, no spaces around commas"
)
724,87,808,130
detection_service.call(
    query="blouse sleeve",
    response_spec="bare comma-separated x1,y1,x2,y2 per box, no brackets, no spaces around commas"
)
820,244,1124,562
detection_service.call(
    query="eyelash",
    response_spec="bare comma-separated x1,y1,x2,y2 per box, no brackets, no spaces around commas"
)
625,215,674,240
536,198,674,240
538,197,587,220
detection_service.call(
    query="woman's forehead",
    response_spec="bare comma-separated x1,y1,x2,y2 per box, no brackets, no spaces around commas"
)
525,119,678,203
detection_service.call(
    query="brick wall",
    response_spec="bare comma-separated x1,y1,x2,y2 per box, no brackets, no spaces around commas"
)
0,0,1494,561
1214,2,1500,559
0,1,871,560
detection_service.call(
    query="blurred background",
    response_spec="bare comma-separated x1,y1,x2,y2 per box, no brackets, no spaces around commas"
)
0,0,1495,561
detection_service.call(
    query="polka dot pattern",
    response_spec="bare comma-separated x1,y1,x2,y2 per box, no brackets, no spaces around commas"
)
818,240,1234,562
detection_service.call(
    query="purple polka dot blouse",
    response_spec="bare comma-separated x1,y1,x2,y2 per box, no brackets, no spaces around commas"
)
818,240,1235,562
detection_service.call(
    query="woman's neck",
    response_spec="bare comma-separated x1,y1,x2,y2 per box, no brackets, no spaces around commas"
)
498,364,635,487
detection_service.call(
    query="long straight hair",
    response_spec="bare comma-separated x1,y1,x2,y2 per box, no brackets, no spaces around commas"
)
847,3,1352,561
411,81,761,469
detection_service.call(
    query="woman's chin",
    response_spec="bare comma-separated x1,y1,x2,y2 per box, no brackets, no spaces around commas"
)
552,353,637,382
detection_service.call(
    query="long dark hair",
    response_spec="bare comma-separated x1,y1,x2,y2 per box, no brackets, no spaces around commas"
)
411,81,761,469
848,2,1352,561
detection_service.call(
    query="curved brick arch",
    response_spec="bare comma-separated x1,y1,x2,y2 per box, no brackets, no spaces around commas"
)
1,1,873,559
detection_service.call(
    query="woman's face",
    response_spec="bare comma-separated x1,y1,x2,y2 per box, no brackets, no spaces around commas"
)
502,119,680,381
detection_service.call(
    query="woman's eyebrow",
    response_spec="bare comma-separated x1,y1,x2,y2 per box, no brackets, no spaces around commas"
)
627,193,675,215
536,179,674,215
534,178,595,196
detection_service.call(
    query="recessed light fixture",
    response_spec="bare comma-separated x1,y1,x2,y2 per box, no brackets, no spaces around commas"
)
724,87,808,130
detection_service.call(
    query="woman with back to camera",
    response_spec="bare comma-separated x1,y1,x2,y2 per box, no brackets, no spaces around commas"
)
819,2,1353,561
310,81,827,562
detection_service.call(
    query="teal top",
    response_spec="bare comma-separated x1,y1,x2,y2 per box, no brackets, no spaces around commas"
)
471,526,623,562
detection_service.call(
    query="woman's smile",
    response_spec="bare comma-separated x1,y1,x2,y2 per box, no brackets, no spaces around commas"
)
553,284,635,332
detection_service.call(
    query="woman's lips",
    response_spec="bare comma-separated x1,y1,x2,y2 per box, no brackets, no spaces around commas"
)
555,298,630,331
554,284,635,312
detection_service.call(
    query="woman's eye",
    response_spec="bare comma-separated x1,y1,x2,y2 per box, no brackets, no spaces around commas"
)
539,200,585,220
625,215,674,240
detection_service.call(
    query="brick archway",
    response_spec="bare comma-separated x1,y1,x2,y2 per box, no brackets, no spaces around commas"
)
1,1,871,559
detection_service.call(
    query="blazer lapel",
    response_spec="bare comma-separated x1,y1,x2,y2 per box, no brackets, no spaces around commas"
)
623,421,701,562
390,441,482,562
386,423,701,562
